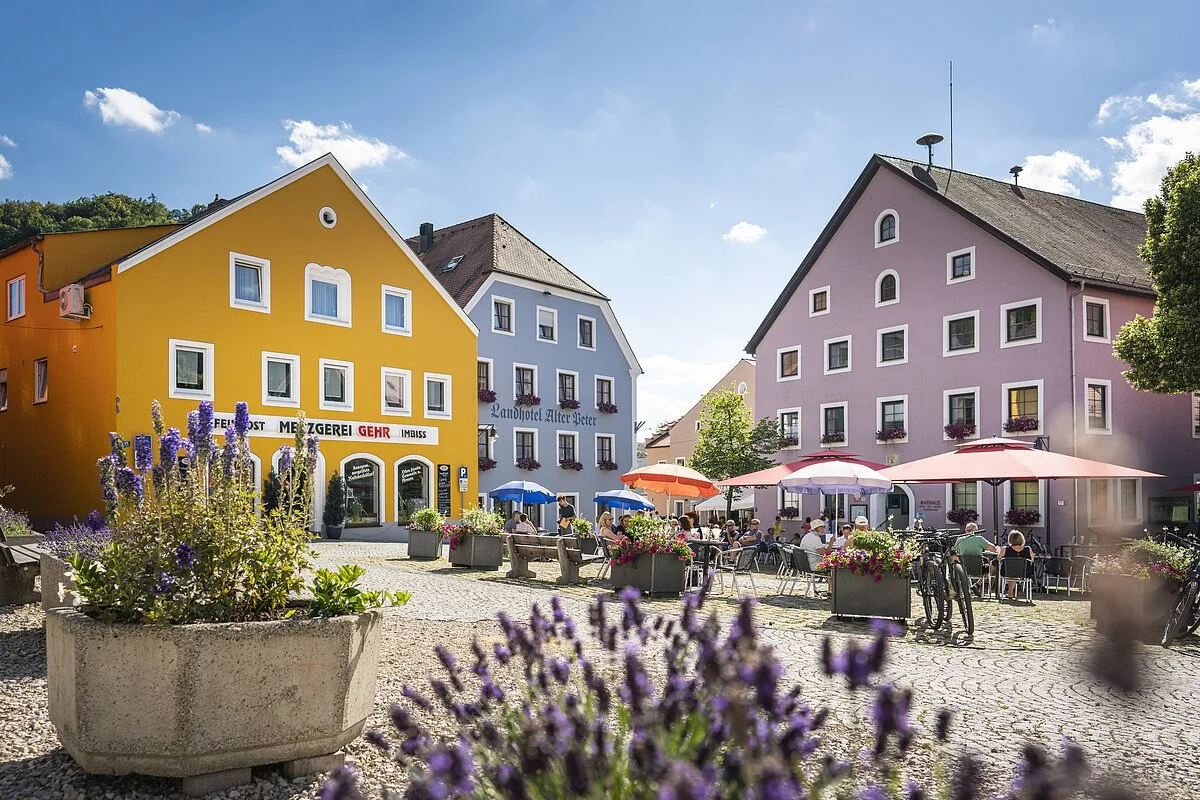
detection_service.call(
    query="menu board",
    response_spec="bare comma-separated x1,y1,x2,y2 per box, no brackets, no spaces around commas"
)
437,464,451,516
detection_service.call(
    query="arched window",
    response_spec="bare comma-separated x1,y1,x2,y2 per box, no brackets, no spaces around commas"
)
879,214,896,242
875,269,900,307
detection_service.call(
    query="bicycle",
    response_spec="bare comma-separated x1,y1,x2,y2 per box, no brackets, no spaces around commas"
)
900,529,975,635
1162,534,1200,648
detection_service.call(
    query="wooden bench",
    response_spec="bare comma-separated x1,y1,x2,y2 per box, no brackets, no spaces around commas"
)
0,531,42,606
506,534,606,585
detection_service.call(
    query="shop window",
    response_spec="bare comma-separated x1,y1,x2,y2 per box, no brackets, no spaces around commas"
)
0,368,6,410
578,316,595,350
537,306,558,342
1149,496,1191,526
1001,298,1041,347
305,263,352,327
262,351,300,407
7,275,24,321
381,285,412,335
229,252,271,313
396,460,430,524
33,358,47,404
320,359,354,411
169,339,214,400
492,297,514,334
381,367,411,416
424,373,451,419
777,346,800,380
595,376,613,406
343,458,381,526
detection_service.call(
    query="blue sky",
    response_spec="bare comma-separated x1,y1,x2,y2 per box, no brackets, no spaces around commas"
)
2,1,1197,429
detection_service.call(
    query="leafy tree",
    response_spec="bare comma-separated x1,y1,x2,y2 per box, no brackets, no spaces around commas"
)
0,193,204,250
1114,152,1200,393
688,384,784,519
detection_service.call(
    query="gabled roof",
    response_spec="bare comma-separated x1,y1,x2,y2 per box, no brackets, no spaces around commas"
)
407,214,607,307
746,154,1151,353
644,420,678,449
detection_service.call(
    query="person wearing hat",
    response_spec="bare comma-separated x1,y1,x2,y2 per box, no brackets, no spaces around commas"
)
799,518,828,569
832,523,852,549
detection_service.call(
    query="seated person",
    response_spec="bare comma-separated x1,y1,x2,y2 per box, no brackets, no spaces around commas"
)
503,510,521,535
798,524,828,570
954,522,997,557
831,523,852,549
597,512,621,546
514,513,537,535
786,528,805,545
720,521,741,552
614,514,632,537
999,529,1035,599
678,515,695,536
740,519,767,551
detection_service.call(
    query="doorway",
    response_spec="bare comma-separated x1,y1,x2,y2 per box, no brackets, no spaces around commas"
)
343,457,382,527
395,459,431,524
885,489,911,529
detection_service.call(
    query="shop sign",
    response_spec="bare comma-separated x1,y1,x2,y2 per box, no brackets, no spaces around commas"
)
917,498,943,513
437,464,451,516
346,461,377,483
400,465,424,484
210,412,438,446
488,403,599,427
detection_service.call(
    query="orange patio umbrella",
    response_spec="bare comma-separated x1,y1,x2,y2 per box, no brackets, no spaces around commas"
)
620,464,721,512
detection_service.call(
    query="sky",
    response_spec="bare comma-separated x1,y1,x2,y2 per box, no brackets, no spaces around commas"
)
2,1,1197,431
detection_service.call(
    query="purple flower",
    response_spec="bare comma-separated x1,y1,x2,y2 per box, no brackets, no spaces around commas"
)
85,509,104,532
401,685,435,712
186,410,199,442
176,543,195,569
155,571,175,594
306,433,319,458
114,466,143,504
108,432,127,466
133,434,153,472
160,428,182,472
97,457,118,507
150,400,165,436
194,402,215,461
278,445,293,473
234,401,251,438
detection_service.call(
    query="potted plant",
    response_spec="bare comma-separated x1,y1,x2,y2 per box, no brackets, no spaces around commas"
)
597,460,619,472
559,398,581,410
323,474,346,539
818,529,914,620
516,457,542,471
478,388,497,403
1090,538,1189,639
820,432,846,446
515,393,541,408
448,508,505,570
875,427,907,442
479,456,497,472
1004,508,1041,526
597,401,619,414
559,458,584,471
944,422,976,441
50,400,406,795
946,508,979,527
407,507,445,560
1002,416,1039,433
609,517,693,595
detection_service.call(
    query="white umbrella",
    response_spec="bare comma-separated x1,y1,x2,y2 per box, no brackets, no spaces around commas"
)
778,461,892,524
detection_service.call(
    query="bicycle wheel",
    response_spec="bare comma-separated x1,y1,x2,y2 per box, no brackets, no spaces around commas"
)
1161,580,1199,648
950,561,974,636
1186,595,1200,637
921,561,946,630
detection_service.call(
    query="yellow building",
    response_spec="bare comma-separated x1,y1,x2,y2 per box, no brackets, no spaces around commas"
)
0,154,478,529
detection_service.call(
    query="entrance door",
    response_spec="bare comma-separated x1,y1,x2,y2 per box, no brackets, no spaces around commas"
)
343,458,381,527
396,460,430,524
886,490,910,529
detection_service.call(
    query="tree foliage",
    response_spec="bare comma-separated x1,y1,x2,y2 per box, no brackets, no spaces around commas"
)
0,193,205,250
1114,152,1200,393
688,384,784,517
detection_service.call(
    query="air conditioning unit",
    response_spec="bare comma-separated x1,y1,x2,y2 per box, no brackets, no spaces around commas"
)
59,284,89,319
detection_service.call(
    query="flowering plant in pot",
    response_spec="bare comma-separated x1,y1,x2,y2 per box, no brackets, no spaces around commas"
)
516,457,542,471
1091,539,1189,584
944,422,976,440
477,388,497,403
597,459,619,471
40,516,111,611
597,401,618,414
407,507,445,560
515,393,541,408
448,508,506,570
608,528,694,566
781,434,799,447
478,456,497,472
820,432,846,445
946,508,979,525
1003,415,1039,433
875,427,906,442
1004,508,1041,526
559,398,581,410
817,529,915,582
819,529,915,618
559,458,584,471
1091,538,1190,638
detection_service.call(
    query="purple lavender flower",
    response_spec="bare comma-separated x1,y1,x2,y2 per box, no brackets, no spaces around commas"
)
278,445,293,473
175,543,195,569
85,509,104,532
132,434,152,473
194,402,215,461
155,571,175,594
108,432,127,466
401,685,435,712
114,466,143,504
160,427,182,472
234,401,251,438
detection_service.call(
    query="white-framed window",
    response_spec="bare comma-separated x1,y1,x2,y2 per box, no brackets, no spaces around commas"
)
229,252,271,313
381,367,412,416
577,315,596,350
514,427,538,464
595,376,614,407
824,336,851,374
946,246,975,285
381,285,413,336
0,368,7,411
777,346,801,381
778,407,801,449
492,296,515,335
875,209,898,247
876,394,908,443
514,363,538,399
169,338,215,400
477,492,488,511
424,373,452,419
943,310,980,357
1088,478,1143,526
319,206,338,228
875,269,899,307
305,263,352,327
1007,479,1044,527
1082,296,1111,343
946,481,982,515
1000,297,1042,348
808,286,830,317
477,358,493,393
876,324,908,367
595,433,615,466
477,426,494,461
557,431,579,464
674,457,686,466
536,306,558,343
943,386,980,441
33,358,47,404
261,351,300,407
1084,379,1112,434
557,370,578,404
319,358,354,411
1001,379,1044,436
6,275,25,321
737,381,748,395
820,401,848,447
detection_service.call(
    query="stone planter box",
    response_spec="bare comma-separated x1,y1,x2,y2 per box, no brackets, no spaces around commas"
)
1090,573,1178,640
610,553,688,596
407,529,443,560
448,535,503,570
829,569,911,620
47,608,383,795
41,553,80,611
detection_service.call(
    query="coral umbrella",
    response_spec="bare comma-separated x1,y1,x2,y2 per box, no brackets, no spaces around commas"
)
721,452,888,487
620,464,721,498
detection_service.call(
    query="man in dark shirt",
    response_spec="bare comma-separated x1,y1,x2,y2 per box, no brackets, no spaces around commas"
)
556,495,576,535
614,514,632,536
502,510,521,535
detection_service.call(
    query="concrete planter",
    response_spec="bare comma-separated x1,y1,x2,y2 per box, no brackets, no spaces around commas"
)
610,553,688,596
830,569,911,620
448,535,503,570
40,553,80,611
1090,573,1177,640
407,529,443,560
47,608,383,795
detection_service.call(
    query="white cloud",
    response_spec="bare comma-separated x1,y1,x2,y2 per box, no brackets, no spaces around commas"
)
1030,17,1062,42
636,354,738,433
1018,151,1101,196
0,135,14,148
195,122,212,134
722,221,767,244
0,154,11,180
1096,94,1142,123
83,87,180,133
276,120,406,170
1146,93,1189,113
1184,79,1200,99
1108,112,1200,210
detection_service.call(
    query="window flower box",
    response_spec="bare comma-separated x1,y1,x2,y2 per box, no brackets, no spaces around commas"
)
780,506,799,519
516,458,541,471
946,508,979,525
515,394,541,408
820,432,845,445
1003,416,1039,433
597,460,619,472
477,389,497,403
559,398,581,410
478,457,497,472
559,459,584,471
875,427,907,442
781,435,799,448
1004,508,1041,526
944,422,976,441
597,401,619,414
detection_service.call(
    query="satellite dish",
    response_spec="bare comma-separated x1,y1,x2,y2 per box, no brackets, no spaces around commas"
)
916,133,945,146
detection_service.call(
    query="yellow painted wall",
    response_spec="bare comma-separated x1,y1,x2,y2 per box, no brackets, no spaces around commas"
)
113,163,479,522
40,225,180,291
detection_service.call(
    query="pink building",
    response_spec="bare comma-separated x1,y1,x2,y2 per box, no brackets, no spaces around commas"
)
747,154,1200,547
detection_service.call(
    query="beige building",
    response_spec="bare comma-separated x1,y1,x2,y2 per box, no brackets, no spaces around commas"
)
642,359,756,516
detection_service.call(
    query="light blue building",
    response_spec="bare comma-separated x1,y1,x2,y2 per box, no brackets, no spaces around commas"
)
410,215,641,528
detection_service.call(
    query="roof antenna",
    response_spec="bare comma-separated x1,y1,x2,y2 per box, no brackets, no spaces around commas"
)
1010,165,1023,186
948,60,954,175
916,132,944,169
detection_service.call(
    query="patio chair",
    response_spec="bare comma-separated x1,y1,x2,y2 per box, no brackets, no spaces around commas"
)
1000,557,1034,603
1042,556,1075,596
777,544,796,578
596,539,612,582
713,547,758,596
1070,555,1093,594
958,554,989,599
780,545,827,597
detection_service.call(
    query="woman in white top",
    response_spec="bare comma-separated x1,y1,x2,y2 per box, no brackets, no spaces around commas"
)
597,512,621,545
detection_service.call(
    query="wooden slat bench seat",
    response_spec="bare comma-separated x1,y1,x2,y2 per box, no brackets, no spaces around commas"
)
506,534,606,584
0,532,42,605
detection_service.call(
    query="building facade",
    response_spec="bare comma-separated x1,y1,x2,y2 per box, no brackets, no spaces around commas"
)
410,215,641,528
747,154,1200,546
642,359,756,517
0,155,479,529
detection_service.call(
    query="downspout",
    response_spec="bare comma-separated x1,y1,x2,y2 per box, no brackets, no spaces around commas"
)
1069,279,1086,545
32,237,46,294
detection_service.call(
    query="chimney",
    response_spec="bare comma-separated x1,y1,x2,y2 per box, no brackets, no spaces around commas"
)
1010,165,1023,186
418,222,434,254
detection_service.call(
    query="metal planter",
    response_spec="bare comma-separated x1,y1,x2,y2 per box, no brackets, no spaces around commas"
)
610,553,688,596
407,529,443,560
448,535,504,570
1090,573,1177,640
830,569,911,620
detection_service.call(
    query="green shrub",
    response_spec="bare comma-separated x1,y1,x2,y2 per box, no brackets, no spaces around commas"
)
409,507,445,531
849,528,896,553
462,507,504,536
309,564,410,618
623,514,668,539
323,474,347,527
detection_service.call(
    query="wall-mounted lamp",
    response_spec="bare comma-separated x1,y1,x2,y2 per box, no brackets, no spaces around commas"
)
483,424,499,441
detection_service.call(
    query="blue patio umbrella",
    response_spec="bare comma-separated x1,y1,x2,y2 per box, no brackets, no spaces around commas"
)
488,480,557,505
594,489,656,512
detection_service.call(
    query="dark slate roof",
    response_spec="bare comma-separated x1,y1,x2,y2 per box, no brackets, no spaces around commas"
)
746,154,1151,353
407,214,608,307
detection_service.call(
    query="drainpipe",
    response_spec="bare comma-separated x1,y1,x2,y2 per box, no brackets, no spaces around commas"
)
32,237,46,294
1069,279,1086,544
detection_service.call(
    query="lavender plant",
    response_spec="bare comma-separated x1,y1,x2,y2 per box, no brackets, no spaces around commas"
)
42,518,111,561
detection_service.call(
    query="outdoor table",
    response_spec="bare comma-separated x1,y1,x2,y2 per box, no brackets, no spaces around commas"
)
687,538,715,582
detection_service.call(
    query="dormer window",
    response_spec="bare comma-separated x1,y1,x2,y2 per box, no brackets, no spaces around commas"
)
875,210,899,247
304,263,352,327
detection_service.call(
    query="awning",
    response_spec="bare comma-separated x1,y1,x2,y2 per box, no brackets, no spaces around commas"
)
693,490,756,513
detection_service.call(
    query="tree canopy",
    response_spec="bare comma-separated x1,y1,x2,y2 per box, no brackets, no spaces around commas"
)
1114,152,1200,394
0,193,205,250
687,384,784,518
